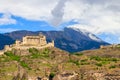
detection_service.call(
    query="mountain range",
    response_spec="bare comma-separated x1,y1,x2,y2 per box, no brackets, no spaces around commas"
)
0,34,14,50
0,27,109,52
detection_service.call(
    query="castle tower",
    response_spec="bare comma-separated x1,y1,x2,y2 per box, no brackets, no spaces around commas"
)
15,40,21,46
4,45,11,51
39,33,47,46
52,40,54,47
22,36,27,45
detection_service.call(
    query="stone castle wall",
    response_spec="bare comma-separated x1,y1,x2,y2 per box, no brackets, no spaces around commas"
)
22,35,47,46
0,50,4,55
100,44,120,49
0,34,54,55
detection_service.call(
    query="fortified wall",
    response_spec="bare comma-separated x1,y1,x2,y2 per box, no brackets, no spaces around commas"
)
0,33,54,55
100,44,120,49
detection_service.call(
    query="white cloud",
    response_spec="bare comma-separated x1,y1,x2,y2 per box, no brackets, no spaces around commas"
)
0,0,119,29
0,0,120,43
0,0,58,21
50,0,68,26
0,13,16,25
64,0,120,43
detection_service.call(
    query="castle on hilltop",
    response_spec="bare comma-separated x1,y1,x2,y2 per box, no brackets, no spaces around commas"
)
16,33,48,46
0,33,54,55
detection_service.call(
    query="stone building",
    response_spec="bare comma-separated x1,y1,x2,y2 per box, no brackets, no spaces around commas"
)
22,33,47,46
100,44,117,49
0,33,54,55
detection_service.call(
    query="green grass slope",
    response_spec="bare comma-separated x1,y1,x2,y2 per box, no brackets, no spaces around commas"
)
0,47,120,80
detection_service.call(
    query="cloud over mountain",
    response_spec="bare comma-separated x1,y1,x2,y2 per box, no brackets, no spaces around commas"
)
51,0,68,26
0,0,120,43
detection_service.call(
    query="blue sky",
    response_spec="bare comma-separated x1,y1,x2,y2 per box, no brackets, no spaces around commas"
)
0,0,120,44
0,14,56,32
0,14,79,32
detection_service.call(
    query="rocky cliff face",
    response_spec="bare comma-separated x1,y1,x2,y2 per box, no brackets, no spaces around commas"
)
4,27,109,52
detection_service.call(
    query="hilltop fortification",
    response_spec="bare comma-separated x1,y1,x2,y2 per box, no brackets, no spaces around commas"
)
0,33,54,55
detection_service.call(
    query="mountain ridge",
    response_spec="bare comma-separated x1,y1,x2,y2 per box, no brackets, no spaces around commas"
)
2,27,109,52
0,34,14,50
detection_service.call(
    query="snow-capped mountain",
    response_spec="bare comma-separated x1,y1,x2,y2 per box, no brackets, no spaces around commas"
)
68,27,102,42
3,27,109,52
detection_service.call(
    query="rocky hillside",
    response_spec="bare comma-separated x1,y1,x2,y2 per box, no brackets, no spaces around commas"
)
4,27,109,52
0,47,120,80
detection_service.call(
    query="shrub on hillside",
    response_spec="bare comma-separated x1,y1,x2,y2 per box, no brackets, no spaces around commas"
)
4,51,20,61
